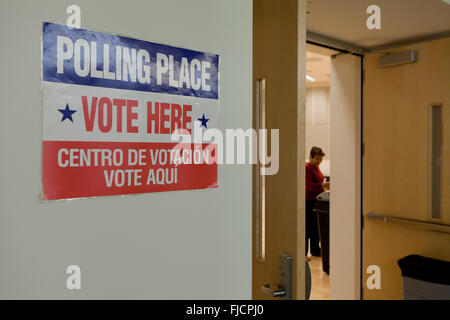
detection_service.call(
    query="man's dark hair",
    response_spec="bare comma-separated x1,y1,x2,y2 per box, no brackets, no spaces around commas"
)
310,146,325,158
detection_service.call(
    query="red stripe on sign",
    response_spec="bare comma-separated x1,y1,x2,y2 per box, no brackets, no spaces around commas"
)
42,141,218,200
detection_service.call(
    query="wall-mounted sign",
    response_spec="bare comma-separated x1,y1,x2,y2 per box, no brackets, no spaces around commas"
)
41,22,219,200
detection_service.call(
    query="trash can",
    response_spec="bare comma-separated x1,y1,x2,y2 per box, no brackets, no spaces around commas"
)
398,255,450,300
315,191,330,275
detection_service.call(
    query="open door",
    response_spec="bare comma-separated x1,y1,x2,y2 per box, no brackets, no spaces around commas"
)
329,53,362,299
252,0,306,300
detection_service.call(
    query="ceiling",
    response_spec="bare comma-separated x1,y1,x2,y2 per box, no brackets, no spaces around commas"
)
306,44,335,87
306,0,450,50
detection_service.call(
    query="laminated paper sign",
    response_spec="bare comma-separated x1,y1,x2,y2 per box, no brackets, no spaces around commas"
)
41,22,219,200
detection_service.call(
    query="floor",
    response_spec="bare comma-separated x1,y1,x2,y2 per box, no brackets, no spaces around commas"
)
309,256,330,300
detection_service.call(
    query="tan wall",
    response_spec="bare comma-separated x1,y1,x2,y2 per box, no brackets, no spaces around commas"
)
306,87,331,162
363,37,450,299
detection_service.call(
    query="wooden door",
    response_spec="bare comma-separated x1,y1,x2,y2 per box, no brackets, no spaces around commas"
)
363,38,450,299
329,53,362,299
252,0,306,300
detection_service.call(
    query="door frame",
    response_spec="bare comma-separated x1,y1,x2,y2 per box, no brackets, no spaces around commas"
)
251,6,364,297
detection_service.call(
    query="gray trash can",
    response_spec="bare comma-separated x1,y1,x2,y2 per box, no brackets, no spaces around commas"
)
398,255,450,300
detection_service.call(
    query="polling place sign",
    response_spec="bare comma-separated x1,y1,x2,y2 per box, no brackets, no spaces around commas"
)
41,22,219,200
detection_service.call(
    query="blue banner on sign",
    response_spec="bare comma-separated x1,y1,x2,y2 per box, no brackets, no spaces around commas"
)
42,22,219,100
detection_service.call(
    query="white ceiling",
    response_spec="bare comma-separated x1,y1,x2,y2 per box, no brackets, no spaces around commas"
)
306,0,450,49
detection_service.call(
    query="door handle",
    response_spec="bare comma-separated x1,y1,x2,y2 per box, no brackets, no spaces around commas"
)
260,253,292,299
261,284,286,297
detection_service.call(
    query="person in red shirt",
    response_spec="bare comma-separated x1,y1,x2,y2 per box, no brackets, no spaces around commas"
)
305,146,329,257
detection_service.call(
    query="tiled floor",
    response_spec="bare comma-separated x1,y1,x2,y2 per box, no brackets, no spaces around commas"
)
309,256,330,300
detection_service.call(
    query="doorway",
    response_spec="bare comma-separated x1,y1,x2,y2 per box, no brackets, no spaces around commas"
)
251,0,363,300
305,42,363,300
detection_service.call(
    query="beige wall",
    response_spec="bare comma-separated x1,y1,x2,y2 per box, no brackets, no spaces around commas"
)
363,37,450,299
306,87,331,163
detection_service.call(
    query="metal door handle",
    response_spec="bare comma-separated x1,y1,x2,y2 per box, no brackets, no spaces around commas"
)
261,284,286,297
260,253,292,299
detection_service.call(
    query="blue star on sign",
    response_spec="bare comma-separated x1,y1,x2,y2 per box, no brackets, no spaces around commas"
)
58,104,77,122
198,113,209,128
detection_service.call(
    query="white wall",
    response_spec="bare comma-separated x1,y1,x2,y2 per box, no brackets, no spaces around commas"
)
0,0,252,299
306,87,330,162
